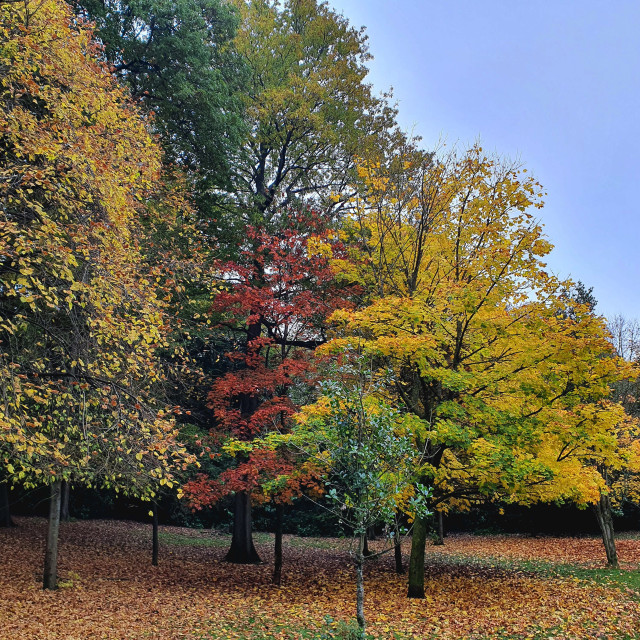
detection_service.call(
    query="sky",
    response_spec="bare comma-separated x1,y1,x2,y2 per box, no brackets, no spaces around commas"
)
330,0,640,320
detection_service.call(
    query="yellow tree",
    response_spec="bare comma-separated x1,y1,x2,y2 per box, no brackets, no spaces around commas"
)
0,0,194,588
322,145,631,597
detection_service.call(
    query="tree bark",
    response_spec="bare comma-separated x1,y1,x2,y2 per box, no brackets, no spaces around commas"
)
60,481,70,522
394,536,404,574
152,501,159,567
43,480,62,590
433,510,444,546
362,533,372,557
0,482,14,527
272,502,284,585
407,514,428,598
593,491,618,568
355,532,366,631
225,491,261,563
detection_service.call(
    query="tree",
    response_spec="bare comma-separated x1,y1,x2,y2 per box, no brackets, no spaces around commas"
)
226,0,401,224
0,0,194,588
322,145,630,596
290,367,430,633
183,212,350,565
71,0,247,194
191,0,401,566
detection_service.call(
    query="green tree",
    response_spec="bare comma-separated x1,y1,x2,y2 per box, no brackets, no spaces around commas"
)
227,0,402,225
72,0,247,194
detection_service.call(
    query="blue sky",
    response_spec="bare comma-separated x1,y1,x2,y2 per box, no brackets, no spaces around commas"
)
331,0,640,320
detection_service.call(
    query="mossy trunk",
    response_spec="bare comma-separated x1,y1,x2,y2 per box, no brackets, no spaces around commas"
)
394,536,404,574
225,491,261,564
593,491,618,568
407,514,428,598
43,481,62,590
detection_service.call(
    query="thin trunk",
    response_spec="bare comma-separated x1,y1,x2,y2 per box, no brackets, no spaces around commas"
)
433,511,444,545
0,482,14,527
407,514,428,598
60,481,70,522
152,501,159,567
593,491,618,568
362,533,372,557
394,536,404,574
355,532,366,631
272,502,284,585
225,491,261,563
43,480,62,590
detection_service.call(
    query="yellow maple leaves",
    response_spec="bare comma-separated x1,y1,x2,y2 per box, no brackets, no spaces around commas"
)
0,0,193,497
324,144,636,513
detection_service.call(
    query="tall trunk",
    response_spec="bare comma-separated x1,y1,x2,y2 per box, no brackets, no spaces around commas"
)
152,501,159,567
394,536,404,574
60,481,70,522
593,491,618,568
0,482,14,527
272,502,284,585
407,514,428,598
355,532,366,631
433,510,444,546
43,480,62,590
225,491,261,563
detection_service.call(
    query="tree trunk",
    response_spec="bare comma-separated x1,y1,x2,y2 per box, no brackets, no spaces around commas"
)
407,514,428,598
0,482,14,528
362,533,372,557
433,510,444,546
394,536,404,574
593,491,618,568
225,491,261,563
60,481,70,522
43,480,62,590
272,503,284,585
152,501,159,567
355,532,366,632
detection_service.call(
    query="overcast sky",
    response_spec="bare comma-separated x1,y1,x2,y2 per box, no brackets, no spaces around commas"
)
331,0,640,320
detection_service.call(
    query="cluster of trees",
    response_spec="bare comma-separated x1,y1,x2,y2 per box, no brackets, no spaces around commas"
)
1,0,639,630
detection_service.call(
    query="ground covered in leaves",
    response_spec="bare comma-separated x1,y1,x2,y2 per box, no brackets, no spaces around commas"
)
1,518,640,639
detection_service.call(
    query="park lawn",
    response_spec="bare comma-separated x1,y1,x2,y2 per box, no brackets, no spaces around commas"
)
1,518,639,639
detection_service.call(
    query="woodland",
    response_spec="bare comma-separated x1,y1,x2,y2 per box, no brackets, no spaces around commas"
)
1,0,640,638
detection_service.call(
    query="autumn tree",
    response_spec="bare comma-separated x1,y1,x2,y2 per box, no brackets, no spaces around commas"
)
288,366,430,632
0,0,194,588
182,212,351,566
323,145,630,597
226,0,402,224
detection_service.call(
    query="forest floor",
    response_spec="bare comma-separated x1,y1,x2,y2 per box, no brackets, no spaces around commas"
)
1,518,640,639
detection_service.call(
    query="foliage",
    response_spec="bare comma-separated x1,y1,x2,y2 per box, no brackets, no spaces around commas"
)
324,144,634,511
0,0,193,497
72,0,247,192
293,370,430,535
227,0,402,222
184,212,352,511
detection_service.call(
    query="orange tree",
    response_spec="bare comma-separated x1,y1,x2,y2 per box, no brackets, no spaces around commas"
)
322,145,631,597
0,0,194,588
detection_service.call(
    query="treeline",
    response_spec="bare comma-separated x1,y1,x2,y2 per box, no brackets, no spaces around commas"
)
1,0,639,621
